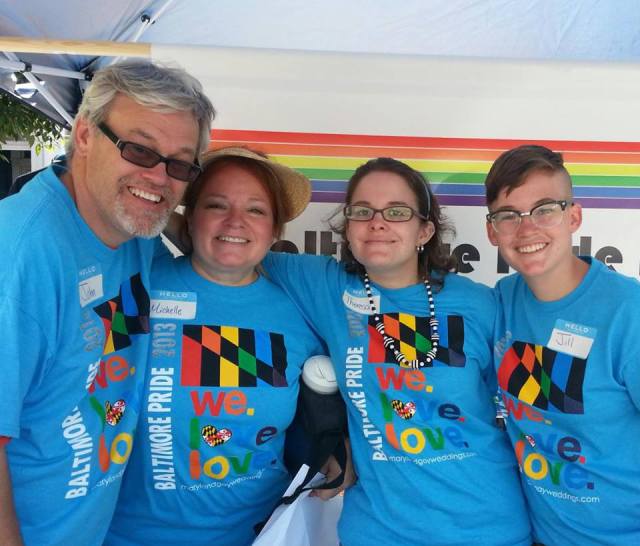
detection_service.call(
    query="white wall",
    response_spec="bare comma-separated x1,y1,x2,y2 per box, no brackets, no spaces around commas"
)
153,45,640,283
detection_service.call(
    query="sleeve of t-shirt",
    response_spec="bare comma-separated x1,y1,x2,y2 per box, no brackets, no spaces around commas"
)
621,354,640,411
0,295,52,439
262,252,342,341
470,281,499,385
617,286,640,412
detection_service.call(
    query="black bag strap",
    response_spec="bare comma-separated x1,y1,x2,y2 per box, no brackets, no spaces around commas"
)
253,432,347,535
281,430,347,504
254,379,348,535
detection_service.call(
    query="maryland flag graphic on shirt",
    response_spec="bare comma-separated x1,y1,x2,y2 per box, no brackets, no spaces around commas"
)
181,324,288,387
498,341,586,414
93,273,150,355
367,313,466,367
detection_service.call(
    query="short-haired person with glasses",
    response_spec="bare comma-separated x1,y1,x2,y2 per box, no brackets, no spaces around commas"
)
485,145,640,545
263,157,532,545
0,60,214,545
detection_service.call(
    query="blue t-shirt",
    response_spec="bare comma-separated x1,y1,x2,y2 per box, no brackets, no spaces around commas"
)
494,257,640,546
0,165,156,545
263,252,531,546
106,255,323,546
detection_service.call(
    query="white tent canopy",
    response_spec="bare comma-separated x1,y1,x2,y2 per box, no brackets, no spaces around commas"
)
1,0,640,126
2,1,640,283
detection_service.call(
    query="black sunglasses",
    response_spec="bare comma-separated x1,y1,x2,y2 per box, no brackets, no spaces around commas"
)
98,122,201,183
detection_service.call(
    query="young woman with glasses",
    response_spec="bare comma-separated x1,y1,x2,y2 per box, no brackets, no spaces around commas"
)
263,157,532,545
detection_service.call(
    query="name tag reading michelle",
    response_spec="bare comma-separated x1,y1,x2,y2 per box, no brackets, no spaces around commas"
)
547,319,596,359
150,290,197,320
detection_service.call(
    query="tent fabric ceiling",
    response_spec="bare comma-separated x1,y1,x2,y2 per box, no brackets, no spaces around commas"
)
1,0,640,127
0,0,162,126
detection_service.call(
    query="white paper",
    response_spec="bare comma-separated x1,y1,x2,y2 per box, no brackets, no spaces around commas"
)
253,464,342,546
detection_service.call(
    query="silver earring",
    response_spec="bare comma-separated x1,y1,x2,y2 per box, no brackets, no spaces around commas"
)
416,244,425,253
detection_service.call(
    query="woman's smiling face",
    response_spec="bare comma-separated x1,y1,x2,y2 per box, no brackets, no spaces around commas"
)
346,171,434,287
188,162,275,286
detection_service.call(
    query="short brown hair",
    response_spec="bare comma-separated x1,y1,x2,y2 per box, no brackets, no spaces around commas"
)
485,145,571,205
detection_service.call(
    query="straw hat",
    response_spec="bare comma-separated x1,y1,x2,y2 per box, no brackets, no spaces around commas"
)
199,147,311,222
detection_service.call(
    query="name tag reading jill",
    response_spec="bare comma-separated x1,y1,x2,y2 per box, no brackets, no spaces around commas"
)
547,319,596,359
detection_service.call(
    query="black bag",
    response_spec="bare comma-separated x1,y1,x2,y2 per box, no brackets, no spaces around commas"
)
283,380,348,502
254,378,348,535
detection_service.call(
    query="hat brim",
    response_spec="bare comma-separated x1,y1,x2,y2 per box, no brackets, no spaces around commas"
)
199,147,311,222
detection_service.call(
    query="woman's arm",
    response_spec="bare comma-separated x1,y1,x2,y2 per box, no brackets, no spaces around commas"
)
0,445,23,546
262,252,341,339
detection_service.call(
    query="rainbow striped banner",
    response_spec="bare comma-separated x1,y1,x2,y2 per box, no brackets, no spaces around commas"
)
210,129,640,209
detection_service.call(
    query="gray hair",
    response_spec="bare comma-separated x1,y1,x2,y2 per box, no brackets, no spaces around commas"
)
67,60,215,157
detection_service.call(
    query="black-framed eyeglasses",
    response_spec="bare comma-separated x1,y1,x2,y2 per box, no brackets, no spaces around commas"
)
486,200,572,235
344,205,427,222
97,122,201,183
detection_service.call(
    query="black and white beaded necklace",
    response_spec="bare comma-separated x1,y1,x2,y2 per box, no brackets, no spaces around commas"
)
363,271,439,369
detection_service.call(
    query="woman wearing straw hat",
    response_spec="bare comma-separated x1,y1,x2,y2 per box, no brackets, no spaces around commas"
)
106,148,330,545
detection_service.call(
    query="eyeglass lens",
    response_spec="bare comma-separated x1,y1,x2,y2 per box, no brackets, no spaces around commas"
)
120,143,200,182
345,205,415,221
492,202,566,233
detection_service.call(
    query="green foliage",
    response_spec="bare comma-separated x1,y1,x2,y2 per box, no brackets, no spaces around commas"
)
0,91,63,156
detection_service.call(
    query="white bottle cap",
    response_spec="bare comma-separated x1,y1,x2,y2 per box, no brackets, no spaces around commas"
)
302,355,338,394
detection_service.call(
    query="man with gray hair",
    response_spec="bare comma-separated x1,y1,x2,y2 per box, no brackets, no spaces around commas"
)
0,60,215,545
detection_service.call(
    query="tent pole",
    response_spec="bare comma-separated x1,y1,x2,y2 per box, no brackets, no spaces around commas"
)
0,37,151,58
131,0,176,43
0,58,87,80
110,0,175,66
4,51,74,125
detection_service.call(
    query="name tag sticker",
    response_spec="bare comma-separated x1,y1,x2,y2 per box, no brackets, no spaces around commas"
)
150,290,197,320
547,319,597,359
78,265,104,307
342,290,379,315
